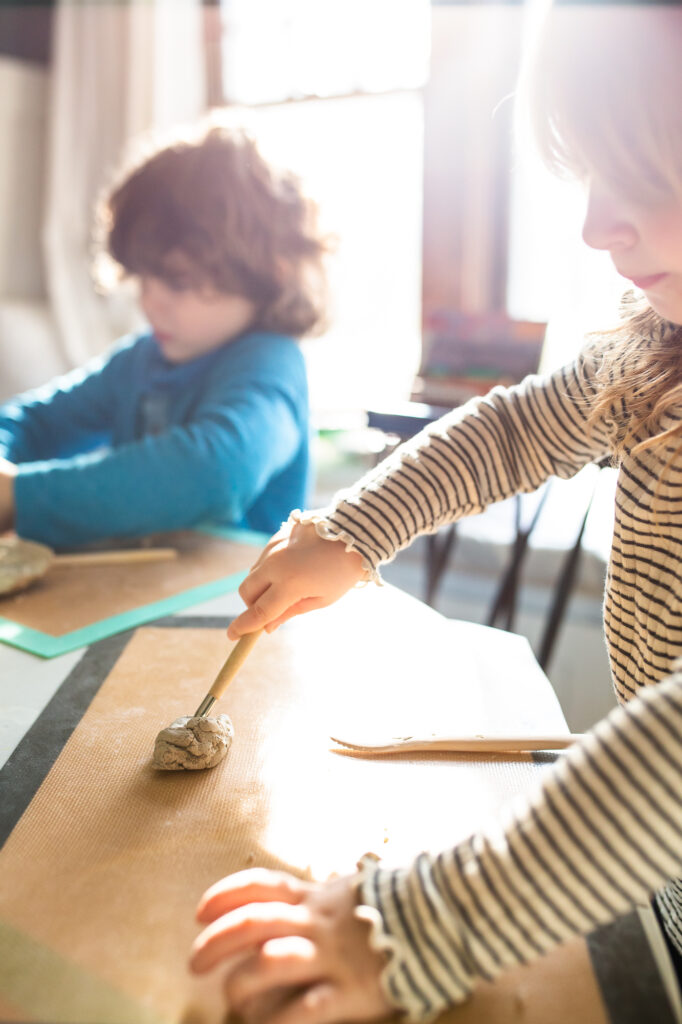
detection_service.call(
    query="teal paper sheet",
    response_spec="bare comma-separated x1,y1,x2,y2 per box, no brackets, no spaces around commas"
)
0,526,267,659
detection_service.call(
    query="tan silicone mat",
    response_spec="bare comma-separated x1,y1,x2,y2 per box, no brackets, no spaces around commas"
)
0,588,616,1023
0,530,258,637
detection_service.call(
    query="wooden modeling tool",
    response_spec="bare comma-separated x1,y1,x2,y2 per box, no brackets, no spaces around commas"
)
194,629,264,718
0,537,178,597
330,734,583,755
50,548,177,567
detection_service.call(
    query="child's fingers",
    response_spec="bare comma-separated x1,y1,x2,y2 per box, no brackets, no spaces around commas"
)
227,608,259,640
227,598,279,639
229,580,310,638
264,982,350,1024
190,901,312,975
228,585,279,636
264,597,330,633
237,569,273,609
196,869,308,923
228,591,327,639
236,986,298,1024
225,936,318,1012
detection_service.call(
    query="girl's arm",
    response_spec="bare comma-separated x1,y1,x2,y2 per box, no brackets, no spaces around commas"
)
228,346,613,638
190,670,682,1023
322,344,611,572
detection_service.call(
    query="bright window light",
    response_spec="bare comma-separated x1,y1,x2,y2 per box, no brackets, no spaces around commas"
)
219,0,429,104
215,1,429,424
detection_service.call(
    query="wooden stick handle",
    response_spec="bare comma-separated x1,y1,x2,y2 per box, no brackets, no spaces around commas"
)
331,734,583,754
207,629,264,701
53,548,178,567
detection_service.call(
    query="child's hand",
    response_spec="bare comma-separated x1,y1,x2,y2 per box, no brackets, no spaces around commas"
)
189,868,392,1024
227,521,367,640
0,458,16,532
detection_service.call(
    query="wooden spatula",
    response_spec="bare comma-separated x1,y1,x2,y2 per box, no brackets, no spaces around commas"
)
0,536,177,597
330,734,583,755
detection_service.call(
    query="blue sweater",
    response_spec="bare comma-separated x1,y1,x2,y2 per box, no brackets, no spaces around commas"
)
0,330,310,548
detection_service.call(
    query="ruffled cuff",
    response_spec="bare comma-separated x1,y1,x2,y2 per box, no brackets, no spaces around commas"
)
288,508,383,584
354,854,474,1023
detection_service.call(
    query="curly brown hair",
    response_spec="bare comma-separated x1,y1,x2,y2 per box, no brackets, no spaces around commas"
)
98,121,331,338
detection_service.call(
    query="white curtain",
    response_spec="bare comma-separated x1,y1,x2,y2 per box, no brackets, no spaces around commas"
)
43,0,207,368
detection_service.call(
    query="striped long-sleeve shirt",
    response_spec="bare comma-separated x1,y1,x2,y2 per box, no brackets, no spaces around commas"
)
299,335,682,1021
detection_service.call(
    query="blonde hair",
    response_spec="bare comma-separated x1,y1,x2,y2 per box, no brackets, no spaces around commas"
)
96,120,331,338
528,4,682,458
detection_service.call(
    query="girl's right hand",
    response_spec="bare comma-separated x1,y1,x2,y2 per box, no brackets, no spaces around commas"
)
190,868,392,1024
226,520,367,640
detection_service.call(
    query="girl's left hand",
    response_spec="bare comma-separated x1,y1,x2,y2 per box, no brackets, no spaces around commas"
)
189,868,393,1024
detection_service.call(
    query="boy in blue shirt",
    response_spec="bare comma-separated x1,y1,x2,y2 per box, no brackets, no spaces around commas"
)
0,123,329,548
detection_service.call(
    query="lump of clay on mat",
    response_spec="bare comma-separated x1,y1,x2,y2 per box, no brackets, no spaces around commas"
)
0,537,53,596
152,714,234,771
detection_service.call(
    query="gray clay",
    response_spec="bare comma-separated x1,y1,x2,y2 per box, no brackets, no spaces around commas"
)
0,537,53,596
152,714,234,771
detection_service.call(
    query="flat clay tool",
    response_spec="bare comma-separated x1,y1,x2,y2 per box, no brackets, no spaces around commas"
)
331,733,583,755
0,536,177,597
194,628,264,717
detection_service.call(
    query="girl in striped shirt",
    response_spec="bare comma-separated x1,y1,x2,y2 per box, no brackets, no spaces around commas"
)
190,6,682,1022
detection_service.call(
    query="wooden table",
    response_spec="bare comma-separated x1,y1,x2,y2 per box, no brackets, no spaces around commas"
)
0,581,676,1024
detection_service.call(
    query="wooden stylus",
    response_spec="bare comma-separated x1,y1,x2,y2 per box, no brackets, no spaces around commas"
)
53,548,177,567
193,629,264,718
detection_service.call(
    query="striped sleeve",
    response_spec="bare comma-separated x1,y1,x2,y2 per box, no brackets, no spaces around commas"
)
357,673,682,1022
321,348,614,572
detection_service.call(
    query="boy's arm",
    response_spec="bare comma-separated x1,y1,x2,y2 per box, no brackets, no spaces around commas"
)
0,339,136,463
190,671,682,1023
13,348,306,548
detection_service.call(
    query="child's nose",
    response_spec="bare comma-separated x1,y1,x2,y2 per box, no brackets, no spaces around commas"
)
581,185,637,252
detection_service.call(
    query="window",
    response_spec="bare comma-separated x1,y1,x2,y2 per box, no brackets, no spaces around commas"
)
207,0,429,424
216,0,428,105
206,0,623,419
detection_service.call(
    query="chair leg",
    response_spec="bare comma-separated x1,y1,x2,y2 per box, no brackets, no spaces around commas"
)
425,525,458,607
536,500,593,671
487,485,551,632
